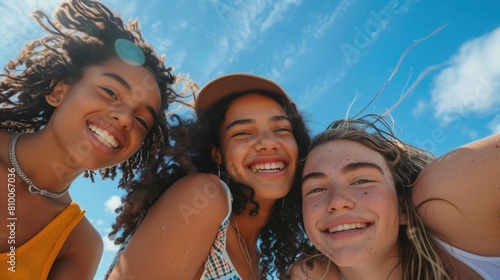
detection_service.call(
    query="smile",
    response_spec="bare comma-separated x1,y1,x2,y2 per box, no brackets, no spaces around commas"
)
249,161,285,173
89,124,119,149
328,223,367,233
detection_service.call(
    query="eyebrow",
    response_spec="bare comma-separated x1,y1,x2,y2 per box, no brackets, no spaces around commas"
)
146,106,159,124
101,73,131,91
341,162,384,175
301,172,326,185
101,73,159,124
225,115,291,132
301,162,384,185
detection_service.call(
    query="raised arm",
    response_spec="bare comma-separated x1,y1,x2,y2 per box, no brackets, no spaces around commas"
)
413,133,500,255
107,173,228,279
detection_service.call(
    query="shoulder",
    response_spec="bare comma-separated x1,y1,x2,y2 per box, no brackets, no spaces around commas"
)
50,216,102,279
173,172,226,193
111,174,230,278
150,173,229,225
413,134,500,254
159,173,228,203
66,216,103,259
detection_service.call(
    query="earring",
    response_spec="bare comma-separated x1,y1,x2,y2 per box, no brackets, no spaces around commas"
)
280,197,286,215
217,165,221,178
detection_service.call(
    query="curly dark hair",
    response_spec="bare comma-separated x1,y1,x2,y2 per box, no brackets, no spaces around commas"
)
293,115,451,280
109,90,311,279
0,0,182,185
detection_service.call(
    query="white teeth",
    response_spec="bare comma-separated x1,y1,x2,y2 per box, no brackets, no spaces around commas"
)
328,223,367,233
249,161,285,173
89,124,119,149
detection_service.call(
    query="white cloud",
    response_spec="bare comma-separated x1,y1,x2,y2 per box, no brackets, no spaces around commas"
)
150,20,163,32
338,0,419,65
309,0,354,40
430,27,500,126
197,0,269,78
412,100,429,118
488,114,500,134
102,235,120,252
0,1,57,55
297,70,345,110
177,20,188,30
111,2,138,19
104,195,122,213
267,1,355,82
0,1,140,61
267,42,306,81
260,0,301,32
278,1,354,107
154,20,187,33
459,126,479,140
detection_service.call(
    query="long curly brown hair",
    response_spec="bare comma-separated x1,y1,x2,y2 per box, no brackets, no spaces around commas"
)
109,90,312,279
293,115,451,280
0,0,184,185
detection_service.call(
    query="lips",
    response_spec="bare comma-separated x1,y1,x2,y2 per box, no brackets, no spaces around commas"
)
248,161,285,173
88,124,119,149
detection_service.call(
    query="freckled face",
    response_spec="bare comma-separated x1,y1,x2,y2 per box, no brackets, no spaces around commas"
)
301,140,404,267
216,93,298,201
47,58,161,170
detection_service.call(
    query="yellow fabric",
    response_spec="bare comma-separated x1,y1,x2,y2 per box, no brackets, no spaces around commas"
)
0,201,85,280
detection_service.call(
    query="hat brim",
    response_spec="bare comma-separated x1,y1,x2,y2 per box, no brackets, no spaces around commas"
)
194,73,292,115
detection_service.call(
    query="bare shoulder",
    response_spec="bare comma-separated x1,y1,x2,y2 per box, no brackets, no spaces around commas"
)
414,134,500,201
64,216,103,260
413,134,500,254
287,255,339,280
168,172,223,193
72,216,103,250
152,173,229,221
50,216,103,279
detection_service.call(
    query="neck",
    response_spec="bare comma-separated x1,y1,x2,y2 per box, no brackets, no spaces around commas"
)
11,132,83,193
340,256,402,280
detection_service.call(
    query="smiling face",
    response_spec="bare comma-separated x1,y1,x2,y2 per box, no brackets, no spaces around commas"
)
214,93,298,201
46,58,161,170
301,139,404,268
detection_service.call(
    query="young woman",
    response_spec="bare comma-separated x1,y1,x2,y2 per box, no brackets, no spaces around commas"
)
0,0,183,278
106,73,311,279
289,117,500,280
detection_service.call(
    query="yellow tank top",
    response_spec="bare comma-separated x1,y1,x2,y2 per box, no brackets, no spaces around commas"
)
0,201,85,279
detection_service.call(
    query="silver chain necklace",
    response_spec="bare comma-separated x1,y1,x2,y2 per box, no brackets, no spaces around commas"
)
8,132,69,199
231,220,258,280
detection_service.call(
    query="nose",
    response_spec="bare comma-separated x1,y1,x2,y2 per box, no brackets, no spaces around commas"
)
109,105,133,131
326,187,355,213
254,129,279,152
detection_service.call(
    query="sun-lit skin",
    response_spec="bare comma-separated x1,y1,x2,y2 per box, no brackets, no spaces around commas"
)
45,58,161,171
301,140,406,278
213,93,299,204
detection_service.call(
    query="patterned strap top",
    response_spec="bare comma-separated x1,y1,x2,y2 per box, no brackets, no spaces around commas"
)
200,180,241,280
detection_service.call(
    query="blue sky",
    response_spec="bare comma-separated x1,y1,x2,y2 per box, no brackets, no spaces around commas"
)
1,0,499,279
